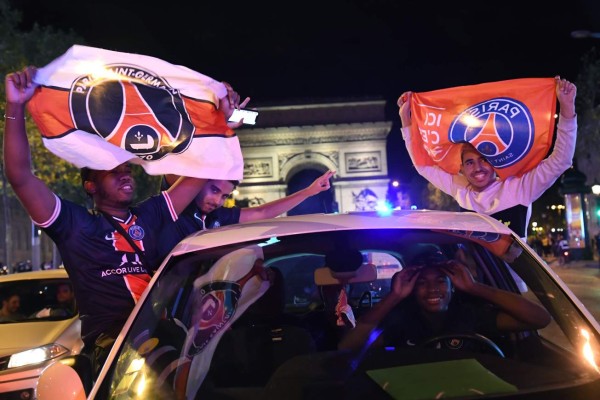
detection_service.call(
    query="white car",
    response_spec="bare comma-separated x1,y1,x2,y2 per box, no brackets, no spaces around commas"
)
39,211,600,399
0,268,83,399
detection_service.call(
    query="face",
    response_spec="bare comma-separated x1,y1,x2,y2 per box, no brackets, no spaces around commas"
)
195,180,236,214
413,266,452,313
56,284,74,304
88,163,135,207
460,147,497,191
5,295,20,313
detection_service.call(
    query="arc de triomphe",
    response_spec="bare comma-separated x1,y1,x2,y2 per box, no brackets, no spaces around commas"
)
234,99,393,214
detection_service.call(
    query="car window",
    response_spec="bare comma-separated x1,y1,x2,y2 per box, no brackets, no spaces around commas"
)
0,277,76,322
267,253,325,310
97,228,600,400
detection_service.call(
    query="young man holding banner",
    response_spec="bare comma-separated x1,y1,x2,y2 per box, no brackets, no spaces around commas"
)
398,76,577,239
3,66,245,378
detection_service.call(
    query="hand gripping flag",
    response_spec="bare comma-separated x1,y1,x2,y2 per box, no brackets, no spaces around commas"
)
407,78,557,179
27,44,243,180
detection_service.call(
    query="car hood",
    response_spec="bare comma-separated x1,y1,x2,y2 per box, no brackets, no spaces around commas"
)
0,318,79,356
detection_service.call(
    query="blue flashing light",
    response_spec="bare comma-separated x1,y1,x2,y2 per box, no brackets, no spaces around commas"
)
376,201,393,216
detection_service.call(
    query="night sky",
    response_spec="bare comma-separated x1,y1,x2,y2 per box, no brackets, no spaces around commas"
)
11,0,600,106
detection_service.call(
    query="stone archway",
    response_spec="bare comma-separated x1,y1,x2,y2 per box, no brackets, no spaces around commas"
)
233,100,393,215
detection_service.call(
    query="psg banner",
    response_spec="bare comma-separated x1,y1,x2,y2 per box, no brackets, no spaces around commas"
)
408,78,557,179
27,44,243,180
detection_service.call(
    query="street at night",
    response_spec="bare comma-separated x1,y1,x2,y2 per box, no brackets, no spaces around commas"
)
3,1,600,398
547,256,600,323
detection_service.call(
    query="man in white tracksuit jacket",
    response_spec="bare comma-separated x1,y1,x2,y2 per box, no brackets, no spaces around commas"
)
398,76,577,240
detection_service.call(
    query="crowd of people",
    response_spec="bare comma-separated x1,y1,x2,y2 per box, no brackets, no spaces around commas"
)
2,63,578,384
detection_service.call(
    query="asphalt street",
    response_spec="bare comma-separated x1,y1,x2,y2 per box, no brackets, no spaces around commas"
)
545,256,600,323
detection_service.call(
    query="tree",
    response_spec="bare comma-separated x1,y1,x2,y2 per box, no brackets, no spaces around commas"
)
574,47,600,186
0,0,161,267
424,183,459,211
0,0,87,266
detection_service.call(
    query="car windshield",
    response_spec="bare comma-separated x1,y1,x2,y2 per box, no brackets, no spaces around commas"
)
0,277,77,323
96,228,600,399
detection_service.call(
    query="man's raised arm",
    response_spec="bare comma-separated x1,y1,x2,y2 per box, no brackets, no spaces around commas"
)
4,66,57,223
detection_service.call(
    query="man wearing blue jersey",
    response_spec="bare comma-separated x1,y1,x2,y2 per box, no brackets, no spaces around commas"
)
3,66,244,377
158,170,335,258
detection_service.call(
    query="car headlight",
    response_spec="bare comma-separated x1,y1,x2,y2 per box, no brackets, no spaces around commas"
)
7,344,69,369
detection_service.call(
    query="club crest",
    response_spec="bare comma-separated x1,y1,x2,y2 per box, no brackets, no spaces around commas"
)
69,64,195,161
188,281,242,356
449,98,534,170
128,225,145,241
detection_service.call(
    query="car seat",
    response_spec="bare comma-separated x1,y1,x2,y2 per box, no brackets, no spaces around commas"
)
208,267,317,388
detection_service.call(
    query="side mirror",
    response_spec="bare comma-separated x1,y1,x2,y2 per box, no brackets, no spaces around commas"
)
37,355,92,400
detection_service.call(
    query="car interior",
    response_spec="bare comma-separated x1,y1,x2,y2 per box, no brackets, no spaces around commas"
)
97,229,600,400
0,278,76,322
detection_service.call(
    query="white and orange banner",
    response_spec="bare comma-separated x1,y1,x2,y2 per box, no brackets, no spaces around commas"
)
408,78,557,179
27,44,243,180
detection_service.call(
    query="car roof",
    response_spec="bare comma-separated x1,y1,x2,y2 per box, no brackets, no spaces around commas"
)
0,268,69,283
168,209,514,256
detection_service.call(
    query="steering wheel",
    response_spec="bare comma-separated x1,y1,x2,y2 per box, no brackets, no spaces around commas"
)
421,332,505,358
357,291,372,309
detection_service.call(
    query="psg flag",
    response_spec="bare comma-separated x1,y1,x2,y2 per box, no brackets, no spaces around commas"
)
407,78,557,180
27,44,243,180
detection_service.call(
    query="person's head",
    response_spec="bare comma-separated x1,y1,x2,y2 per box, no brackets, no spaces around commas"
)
459,143,497,191
80,163,135,207
1,293,20,314
408,248,453,314
193,179,238,214
159,176,239,214
56,283,74,306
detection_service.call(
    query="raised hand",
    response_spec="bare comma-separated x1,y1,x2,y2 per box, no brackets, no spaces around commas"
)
555,76,576,119
5,66,38,105
397,91,413,128
307,170,335,195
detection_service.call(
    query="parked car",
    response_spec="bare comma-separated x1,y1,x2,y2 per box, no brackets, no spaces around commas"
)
41,210,600,399
0,268,83,400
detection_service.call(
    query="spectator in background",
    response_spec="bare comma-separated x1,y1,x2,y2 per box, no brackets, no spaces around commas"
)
0,292,25,321
35,283,76,318
557,235,570,265
541,235,551,258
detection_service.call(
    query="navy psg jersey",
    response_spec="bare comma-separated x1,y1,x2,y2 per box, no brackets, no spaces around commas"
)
157,203,241,260
38,193,178,345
